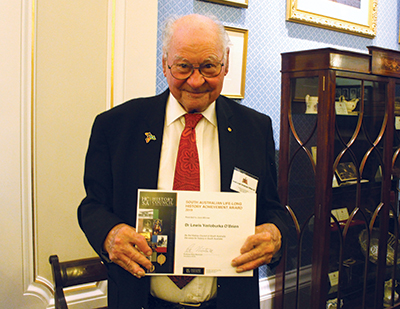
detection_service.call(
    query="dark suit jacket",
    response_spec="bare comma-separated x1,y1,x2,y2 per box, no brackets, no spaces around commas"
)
78,89,288,309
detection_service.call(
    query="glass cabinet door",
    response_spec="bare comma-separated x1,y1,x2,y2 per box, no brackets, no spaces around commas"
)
387,82,400,308
393,82,400,217
287,76,318,266
285,76,319,308
331,77,388,308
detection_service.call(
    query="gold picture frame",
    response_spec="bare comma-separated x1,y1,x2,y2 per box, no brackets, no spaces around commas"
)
286,0,378,38
205,0,248,8
222,26,248,99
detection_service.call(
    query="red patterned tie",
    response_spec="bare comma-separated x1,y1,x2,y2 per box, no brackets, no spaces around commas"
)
169,113,203,289
173,113,203,191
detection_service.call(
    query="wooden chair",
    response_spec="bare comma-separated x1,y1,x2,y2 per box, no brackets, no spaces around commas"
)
49,254,108,309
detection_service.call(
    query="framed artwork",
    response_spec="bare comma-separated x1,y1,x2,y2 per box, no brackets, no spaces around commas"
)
205,0,248,8
286,0,378,38
222,26,248,99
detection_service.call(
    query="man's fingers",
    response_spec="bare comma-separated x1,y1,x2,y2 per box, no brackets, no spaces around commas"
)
109,243,153,277
239,234,262,254
133,234,153,257
232,245,264,267
117,251,149,278
231,224,282,272
235,256,266,273
104,223,153,277
232,247,274,272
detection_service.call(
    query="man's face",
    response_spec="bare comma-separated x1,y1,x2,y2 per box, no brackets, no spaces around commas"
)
163,19,229,113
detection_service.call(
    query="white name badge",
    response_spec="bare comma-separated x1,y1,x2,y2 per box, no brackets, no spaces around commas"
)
230,168,259,193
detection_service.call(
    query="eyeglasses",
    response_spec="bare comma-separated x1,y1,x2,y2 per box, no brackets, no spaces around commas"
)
167,61,224,80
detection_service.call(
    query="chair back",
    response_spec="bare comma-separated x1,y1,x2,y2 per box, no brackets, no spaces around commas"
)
49,254,107,309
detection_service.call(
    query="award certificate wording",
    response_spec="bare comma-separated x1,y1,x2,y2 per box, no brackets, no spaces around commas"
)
136,189,256,277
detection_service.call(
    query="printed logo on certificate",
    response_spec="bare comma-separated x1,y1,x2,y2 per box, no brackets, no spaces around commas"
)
136,189,256,277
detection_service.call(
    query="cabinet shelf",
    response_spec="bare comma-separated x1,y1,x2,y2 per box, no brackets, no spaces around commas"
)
330,219,365,231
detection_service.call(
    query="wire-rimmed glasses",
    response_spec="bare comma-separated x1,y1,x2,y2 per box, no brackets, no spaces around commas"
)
167,61,224,80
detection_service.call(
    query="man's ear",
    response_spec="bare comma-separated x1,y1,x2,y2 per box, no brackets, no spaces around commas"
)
224,47,230,76
162,55,168,77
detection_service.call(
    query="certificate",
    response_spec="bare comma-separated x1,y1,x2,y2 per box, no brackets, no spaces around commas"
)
136,189,256,277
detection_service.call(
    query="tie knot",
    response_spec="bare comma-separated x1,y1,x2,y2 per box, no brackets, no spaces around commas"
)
184,113,203,129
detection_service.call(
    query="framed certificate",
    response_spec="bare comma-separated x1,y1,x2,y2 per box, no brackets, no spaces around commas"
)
222,26,248,99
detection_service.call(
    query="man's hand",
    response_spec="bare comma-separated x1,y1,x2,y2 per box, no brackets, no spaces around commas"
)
231,223,281,273
104,223,153,278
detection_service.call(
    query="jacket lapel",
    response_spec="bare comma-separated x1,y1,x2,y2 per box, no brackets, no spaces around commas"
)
216,96,236,192
134,90,169,189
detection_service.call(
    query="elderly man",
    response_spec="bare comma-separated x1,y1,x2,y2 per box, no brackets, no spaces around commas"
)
78,14,287,309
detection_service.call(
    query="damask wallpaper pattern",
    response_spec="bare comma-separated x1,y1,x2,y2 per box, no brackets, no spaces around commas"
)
155,0,399,280
156,0,399,144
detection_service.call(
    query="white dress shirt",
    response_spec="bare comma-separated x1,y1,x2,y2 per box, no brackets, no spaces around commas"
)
151,93,220,303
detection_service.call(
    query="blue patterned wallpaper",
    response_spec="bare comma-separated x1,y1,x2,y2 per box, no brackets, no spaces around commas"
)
156,0,400,145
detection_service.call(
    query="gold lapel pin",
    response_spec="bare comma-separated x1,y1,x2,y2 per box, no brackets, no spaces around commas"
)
145,132,156,143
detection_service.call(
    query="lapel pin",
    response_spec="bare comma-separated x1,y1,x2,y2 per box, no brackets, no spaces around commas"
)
145,132,156,143
228,127,232,132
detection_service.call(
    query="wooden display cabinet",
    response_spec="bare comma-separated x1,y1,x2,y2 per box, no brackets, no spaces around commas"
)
276,47,400,309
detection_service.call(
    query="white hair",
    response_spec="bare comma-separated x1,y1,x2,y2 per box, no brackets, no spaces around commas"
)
161,14,231,62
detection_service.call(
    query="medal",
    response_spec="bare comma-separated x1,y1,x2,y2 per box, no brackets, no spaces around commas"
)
157,254,166,266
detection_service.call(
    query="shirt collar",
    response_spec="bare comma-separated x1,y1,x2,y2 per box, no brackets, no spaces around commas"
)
165,93,217,127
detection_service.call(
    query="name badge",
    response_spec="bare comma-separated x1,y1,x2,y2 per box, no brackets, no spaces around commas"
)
230,168,258,193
